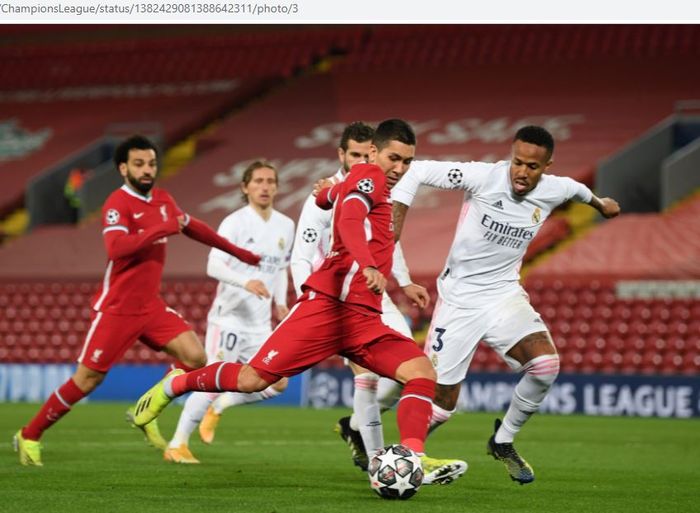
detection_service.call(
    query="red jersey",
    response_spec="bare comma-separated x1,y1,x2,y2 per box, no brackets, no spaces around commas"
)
303,163,394,313
92,185,183,315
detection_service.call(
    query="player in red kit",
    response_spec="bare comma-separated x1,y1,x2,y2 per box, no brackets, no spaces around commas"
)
14,135,260,466
132,120,467,485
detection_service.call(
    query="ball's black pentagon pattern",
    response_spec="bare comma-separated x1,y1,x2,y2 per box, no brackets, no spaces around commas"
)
368,444,423,501
301,227,318,243
357,178,374,194
447,168,463,186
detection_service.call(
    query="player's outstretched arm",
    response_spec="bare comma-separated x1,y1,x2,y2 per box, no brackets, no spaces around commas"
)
104,218,181,259
183,215,261,266
588,194,621,219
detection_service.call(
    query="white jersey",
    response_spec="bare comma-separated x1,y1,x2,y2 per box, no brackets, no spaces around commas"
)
391,160,592,307
290,168,411,298
207,205,295,332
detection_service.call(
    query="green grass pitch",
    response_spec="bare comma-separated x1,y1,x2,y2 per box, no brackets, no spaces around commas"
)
1,402,697,513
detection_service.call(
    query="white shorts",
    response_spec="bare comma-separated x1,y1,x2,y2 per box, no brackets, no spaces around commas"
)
204,320,271,365
425,289,549,385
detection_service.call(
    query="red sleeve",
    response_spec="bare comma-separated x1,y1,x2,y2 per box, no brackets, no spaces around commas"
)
182,216,261,266
104,218,180,260
338,197,376,269
315,183,341,210
345,164,386,207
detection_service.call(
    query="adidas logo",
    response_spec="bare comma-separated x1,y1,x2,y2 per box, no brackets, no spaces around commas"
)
492,200,504,210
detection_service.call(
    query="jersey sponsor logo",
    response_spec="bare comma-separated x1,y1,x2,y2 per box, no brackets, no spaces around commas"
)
133,212,144,219
532,207,541,224
480,214,535,240
105,209,120,225
262,349,279,365
491,200,504,210
447,168,463,186
302,227,318,243
357,178,375,194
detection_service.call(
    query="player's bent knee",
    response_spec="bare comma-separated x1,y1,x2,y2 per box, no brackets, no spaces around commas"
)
394,356,436,384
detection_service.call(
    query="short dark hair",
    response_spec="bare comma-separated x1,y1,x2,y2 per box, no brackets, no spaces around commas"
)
339,121,374,151
113,135,158,169
241,160,278,203
514,126,554,158
373,118,416,151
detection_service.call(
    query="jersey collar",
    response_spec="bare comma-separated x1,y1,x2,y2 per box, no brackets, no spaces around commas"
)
120,184,153,202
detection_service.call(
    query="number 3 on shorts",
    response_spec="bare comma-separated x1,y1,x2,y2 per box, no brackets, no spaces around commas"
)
432,327,446,352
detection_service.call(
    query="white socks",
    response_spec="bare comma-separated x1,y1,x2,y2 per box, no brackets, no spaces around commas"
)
350,373,384,455
211,386,283,415
169,392,216,448
496,354,560,444
377,377,402,413
428,402,455,434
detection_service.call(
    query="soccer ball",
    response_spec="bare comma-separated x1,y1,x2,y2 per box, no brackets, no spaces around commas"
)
367,444,423,500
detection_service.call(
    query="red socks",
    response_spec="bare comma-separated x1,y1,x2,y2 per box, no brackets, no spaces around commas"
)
397,378,435,454
22,378,86,441
168,361,197,375
170,361,242,396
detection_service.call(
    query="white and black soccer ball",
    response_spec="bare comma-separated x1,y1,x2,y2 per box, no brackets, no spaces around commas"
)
367,444,423,500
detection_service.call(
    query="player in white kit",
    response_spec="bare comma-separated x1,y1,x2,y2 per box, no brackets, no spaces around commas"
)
164,161,295,463
291,122,459,484
391,126,620,484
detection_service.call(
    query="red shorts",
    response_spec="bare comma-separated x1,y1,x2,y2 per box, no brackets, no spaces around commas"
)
248,291,425,381
77,299,192,372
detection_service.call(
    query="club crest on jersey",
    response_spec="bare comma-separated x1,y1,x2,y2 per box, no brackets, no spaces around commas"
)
278,237,285,250
160,205,168,222
302,227,318,243
105,209,120,225
447,168,463,186
91,349,103,363
532,207,541,224
357,178,374,194
263,349,279,365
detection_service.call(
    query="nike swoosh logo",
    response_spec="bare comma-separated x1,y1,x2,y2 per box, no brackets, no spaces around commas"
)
133,212,144,219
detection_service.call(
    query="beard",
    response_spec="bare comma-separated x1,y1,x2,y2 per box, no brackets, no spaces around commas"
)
127,170,155,194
